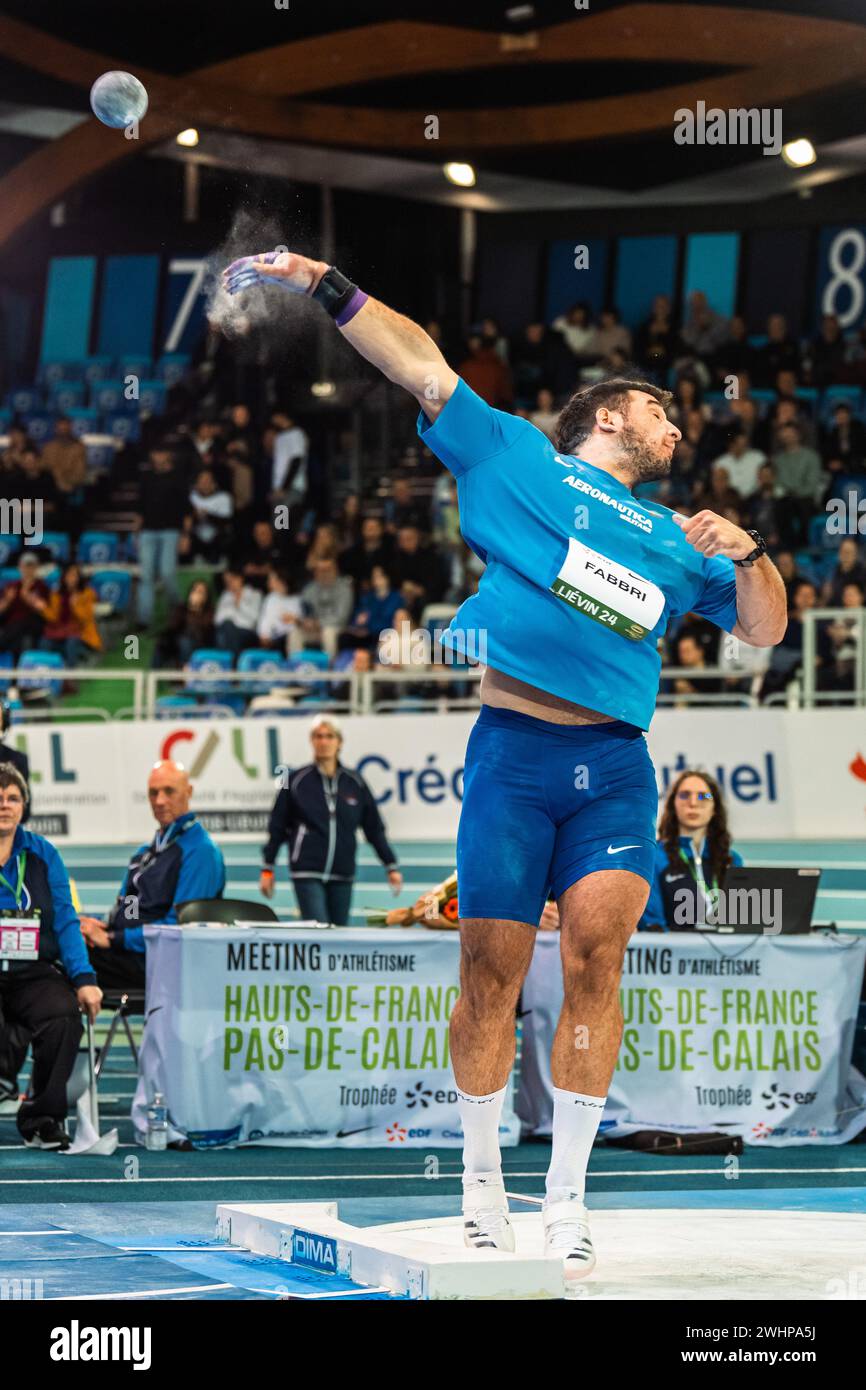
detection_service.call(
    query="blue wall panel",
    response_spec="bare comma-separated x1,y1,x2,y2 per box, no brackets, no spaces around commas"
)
97,254,160,357
545,238,609,323
614,235,678,328
682,233,740,318
40,257,97,363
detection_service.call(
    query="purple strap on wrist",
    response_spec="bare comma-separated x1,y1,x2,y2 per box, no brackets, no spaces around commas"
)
335,289,369,328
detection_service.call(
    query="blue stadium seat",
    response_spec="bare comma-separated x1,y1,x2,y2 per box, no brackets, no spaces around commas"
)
0,652,15,691
794,387,819,415
103,412,141,443
40,532,71,563
237,648,288,695
17,650,64,698
42,566,61,590
0,410,11,430
77,531,120,565
83,357,114,384
90,569,132,615
821,386,863,419
8,387,42,415
331,649,357,672
0,567,19,586
117,357,153,382
68,408,99,437
747,334,768,348
287,649,330,700
748,389,776,409
23,413,55,443
136,380,167,414
156,353,190,386
154,695,199,718
0,536,19,566
84,440,117,472
40,361,84,385
89,380,129,414
48,381,86,412
185,648,234,699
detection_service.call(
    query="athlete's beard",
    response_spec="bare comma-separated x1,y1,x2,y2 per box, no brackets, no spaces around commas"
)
616,423,672,485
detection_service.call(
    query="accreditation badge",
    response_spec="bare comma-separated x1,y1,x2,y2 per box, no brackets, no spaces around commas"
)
551,538,666,641
0,913,41,961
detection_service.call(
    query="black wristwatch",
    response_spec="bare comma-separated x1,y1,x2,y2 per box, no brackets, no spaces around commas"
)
733,529,768,568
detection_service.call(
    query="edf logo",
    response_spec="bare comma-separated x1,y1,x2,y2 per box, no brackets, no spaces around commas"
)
291,1229,337,1273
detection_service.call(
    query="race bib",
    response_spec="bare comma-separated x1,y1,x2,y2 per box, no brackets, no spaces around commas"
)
0,915,41,961
550,538,665,641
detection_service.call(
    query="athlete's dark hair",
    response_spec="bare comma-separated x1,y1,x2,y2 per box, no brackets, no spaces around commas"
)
658,769,732,888
554,377,672,454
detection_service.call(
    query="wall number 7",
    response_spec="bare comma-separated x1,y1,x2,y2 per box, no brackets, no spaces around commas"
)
164,258,207,352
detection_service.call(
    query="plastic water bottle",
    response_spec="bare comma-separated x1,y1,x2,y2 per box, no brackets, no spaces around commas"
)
145,1092,168,1151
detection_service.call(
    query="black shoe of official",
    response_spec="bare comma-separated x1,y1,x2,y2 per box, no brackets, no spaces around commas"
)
23,1120,70,1151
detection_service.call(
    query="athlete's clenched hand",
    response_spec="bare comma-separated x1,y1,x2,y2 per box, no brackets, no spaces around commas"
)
674,509,756,561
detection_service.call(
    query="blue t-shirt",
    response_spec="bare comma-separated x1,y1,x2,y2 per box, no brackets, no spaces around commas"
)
417,380,739,729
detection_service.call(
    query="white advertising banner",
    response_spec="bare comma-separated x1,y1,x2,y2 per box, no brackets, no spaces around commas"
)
132,924,521,1149
9,708,866,843
517,932,866,1147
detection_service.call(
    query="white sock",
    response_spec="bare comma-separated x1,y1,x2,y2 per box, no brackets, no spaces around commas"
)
457,1085,507,1183
545,1087,606,1205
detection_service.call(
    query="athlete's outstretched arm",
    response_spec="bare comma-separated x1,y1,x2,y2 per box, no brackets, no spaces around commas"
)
222,251,458,422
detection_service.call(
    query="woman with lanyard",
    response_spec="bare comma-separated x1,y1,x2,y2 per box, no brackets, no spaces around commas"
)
0,762,101,1149
639,769,743,931
260,715,402,925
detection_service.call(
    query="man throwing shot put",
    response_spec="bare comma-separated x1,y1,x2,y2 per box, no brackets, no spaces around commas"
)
223,250,786,1280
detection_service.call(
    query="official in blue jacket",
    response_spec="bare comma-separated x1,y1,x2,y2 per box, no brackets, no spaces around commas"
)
79,760,226,988
639,769,743,931
0,762,101,1149
260,715,402,925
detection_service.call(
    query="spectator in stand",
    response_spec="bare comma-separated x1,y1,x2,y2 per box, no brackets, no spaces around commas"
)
823,537,866,606
756,396,813,455
224,401,257,454
668,374,709,428
773,550,807,601
341,516,394,592
189,418,222,467
667,632,722,707
344,565,407,651
821,582,865,695
707,464,741,514
680,290,729,357
592,307,632,364
747,463,782,547
458,333,513,408
772,423,825,546
530,387,559,440
300,557,354,657
383,477,430,533
511,322,561,405
185,467,233,565
810,313,848,388
551,302,596,361
0,553,50,657
214,566,262,657
752,312,800,387
760,578,826,701
38,563,101,669
678,408,717,471
821,401,866,475
304,523,341,576
709,314,755,388
389,524,447,618
224,440,254,530
726,392,760,445
135,442,188,628
1,426,32,474
269,413,309,516
18,448,59,525
634,294,676,378
479,316,509,363
334,494,362,550
710,429,766,499
235,517,302,592
257,566,302,651
40,417,87,535
153,579,215,668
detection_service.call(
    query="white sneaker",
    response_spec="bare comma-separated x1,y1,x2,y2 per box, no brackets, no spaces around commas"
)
462,1171,515,1253
543,1198,596,1279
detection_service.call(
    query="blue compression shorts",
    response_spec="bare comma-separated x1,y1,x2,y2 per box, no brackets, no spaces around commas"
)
457,705,659,925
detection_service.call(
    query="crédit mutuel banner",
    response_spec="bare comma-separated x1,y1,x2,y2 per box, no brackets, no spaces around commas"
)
10,709,866,843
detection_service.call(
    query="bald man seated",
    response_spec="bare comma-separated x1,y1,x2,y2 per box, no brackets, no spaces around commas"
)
79,761,226,990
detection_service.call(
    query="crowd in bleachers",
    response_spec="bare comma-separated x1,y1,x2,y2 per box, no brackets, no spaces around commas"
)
0,292,865,711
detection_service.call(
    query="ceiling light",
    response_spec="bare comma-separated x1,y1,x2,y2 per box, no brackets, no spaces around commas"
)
444,162,476,188
781,139,816,168
176,128,199,147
